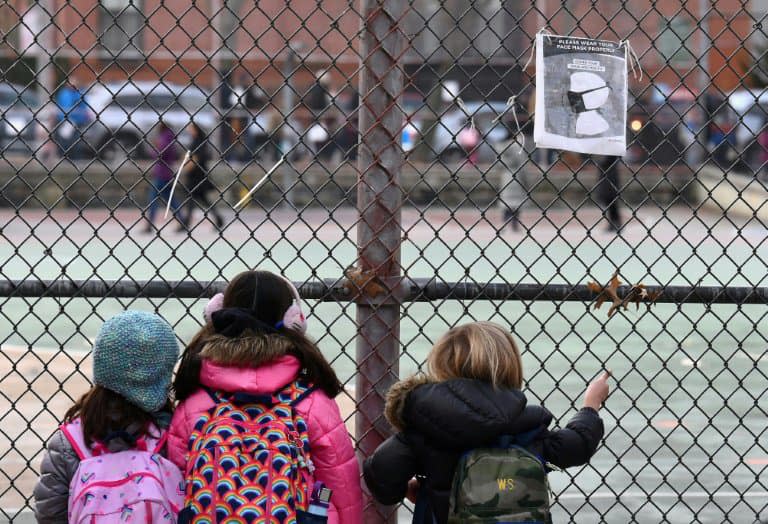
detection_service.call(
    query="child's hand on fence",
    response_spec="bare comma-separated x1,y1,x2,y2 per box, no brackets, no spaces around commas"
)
583,370,611,411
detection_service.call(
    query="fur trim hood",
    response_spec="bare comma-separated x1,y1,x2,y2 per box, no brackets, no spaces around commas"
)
200,333,294,366
384,374,432,431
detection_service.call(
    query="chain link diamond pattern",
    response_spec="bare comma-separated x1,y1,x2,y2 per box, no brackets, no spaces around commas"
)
0,0,767,522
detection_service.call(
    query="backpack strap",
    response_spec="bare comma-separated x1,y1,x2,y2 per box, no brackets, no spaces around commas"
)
152,429,169,454
288,382,317,408
202,380,316,410
203,386,221,404
205,385,285,408
518,428,540,447
497,435,515,449
498,429,549,470
498,427,542,448
62,420,166,458
60,419,90,460
412,478,438,524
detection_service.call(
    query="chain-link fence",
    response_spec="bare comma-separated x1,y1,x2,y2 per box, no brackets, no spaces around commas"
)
1,0,768,522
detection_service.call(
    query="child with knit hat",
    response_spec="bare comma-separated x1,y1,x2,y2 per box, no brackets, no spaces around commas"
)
33,310,182,523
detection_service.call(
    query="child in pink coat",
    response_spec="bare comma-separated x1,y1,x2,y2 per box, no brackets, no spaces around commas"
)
169,270,362,523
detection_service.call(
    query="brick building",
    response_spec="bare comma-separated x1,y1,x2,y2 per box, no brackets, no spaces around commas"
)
0,0,764,99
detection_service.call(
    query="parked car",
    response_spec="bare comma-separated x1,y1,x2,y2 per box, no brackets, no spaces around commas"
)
0,83,39,154
83,81,217,160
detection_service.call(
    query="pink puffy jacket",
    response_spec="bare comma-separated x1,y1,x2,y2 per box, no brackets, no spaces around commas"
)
168,355,363,524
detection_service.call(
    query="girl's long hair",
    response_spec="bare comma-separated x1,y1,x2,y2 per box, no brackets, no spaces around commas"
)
64,386,171,446
173,270,343,402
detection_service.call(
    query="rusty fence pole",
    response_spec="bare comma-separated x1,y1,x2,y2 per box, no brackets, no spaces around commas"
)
356,0,406,521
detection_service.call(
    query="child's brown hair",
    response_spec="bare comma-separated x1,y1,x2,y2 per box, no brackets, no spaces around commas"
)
64,387,170,446
427,321,523,389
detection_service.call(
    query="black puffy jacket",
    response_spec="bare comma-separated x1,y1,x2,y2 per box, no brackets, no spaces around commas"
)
363,376,605,524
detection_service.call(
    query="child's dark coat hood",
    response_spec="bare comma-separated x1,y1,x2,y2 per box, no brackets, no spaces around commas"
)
385,375,554,450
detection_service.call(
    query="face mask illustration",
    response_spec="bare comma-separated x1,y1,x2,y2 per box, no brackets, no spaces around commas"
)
575,110,610,135
566,72,611,136
567,85,611,113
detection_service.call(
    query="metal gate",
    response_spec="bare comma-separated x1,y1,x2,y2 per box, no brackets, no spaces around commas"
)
1,0,767,522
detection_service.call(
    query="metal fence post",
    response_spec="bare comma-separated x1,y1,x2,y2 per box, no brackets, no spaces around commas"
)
31,0,56,163
356,0,406,521
280,45,299,208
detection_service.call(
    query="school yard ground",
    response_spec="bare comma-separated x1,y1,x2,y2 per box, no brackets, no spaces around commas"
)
1,204,767,523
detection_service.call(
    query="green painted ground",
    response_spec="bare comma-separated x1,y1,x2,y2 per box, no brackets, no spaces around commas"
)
0,205,766,522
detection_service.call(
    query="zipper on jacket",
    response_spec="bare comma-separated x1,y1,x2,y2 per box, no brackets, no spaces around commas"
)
211,445,221,513
264,447,273,522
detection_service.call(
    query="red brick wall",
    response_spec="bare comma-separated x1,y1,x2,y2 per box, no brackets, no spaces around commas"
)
528,0,753,93
25,0,757,94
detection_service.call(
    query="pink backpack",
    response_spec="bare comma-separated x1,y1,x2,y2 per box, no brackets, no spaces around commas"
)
61,418,185,523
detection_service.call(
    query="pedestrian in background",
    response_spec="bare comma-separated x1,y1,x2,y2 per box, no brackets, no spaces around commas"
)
307,69,332,114
37,111,58,165
596,155,623,233
308,118,329,158
144,121,187,233
181,123,224,231
495,136,529,232
758,123,768,181
54,78,90,159
336,115,359,162
457,121,480,165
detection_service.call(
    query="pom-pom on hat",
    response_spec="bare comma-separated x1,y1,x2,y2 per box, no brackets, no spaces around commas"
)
92,310,179,413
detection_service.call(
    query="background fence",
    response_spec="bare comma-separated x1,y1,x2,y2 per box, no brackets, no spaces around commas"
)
1,0,768,522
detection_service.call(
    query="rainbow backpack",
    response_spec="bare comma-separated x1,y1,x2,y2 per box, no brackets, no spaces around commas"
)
62,418,185,523
180,380,316,524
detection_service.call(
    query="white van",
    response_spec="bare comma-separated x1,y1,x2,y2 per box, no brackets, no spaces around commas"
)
83,81,216,161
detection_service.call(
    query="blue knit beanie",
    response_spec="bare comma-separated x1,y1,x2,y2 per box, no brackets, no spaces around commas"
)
92,310,179,413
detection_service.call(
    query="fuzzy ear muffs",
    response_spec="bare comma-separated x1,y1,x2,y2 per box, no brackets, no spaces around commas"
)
280,302,307,333
204,277,308,334
204,292,225,324
276,276,307,334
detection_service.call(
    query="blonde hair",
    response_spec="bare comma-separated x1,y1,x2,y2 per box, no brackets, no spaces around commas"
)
427,321,523,389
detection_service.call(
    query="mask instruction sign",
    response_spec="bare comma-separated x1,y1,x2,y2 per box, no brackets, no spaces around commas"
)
534,34,628,156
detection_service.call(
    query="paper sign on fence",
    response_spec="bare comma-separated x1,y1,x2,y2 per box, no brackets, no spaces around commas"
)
534,34,628,156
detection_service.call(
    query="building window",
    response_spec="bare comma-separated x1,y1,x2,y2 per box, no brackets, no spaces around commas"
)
657,17,694,65
99,0,143,56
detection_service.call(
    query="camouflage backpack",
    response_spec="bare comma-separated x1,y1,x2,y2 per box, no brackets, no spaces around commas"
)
447,438,553,524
